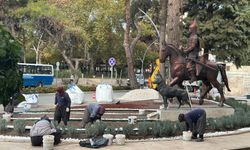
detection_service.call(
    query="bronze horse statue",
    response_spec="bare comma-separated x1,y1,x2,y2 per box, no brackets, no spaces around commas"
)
160,44,231,107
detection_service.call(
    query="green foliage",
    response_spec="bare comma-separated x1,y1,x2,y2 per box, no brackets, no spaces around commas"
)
224,98,249,112
207,99,250,131
0,25,22,107
85,121,107,138
184,0,250,67
160,121,176,137
0,118,7,133
174,121,186,132
66,126,78,138
138,121,153,137
104,125,117,135
150,121,176,138
13,120,26,135
122,124,134,138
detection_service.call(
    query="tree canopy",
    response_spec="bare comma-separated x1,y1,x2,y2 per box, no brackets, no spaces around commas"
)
184,0,250,67
0,0,249,87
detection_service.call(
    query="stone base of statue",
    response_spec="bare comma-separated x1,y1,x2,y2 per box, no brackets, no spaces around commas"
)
158,99,234,121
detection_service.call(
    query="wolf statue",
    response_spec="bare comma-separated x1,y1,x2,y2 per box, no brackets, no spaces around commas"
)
153,73,192,109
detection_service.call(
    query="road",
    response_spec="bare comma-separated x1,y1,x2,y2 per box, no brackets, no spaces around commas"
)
37,90,128,106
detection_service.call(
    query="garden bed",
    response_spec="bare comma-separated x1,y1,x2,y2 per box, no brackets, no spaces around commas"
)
1,98,250,140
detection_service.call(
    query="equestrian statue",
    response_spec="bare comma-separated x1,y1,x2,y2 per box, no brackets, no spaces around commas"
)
160,20,231,107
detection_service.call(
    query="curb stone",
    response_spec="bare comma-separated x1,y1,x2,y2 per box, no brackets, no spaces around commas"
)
0,127,250,144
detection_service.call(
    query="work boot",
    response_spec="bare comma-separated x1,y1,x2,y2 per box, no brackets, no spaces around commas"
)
191,133,197,139
196,134,204,142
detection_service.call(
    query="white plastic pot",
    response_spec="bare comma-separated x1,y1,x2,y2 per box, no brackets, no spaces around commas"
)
2,114,11,122
103,134,114,145
115,134,125,145
43,135,54,150
182,131,192,141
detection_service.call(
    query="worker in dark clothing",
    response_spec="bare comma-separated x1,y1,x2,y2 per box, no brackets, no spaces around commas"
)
54,86,71,126
178,108,206,142
82,104,105,128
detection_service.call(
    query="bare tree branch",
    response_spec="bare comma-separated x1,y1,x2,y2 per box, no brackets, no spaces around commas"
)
130,13,141,54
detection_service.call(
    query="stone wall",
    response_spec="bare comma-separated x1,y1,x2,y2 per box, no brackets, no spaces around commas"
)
225,64,250,96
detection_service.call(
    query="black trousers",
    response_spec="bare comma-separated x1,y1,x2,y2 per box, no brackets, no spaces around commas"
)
193,112,206,136
54,105,69,125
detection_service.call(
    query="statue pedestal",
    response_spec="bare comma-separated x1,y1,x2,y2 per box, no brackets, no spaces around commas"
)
159,109,187,121
159,101,235,121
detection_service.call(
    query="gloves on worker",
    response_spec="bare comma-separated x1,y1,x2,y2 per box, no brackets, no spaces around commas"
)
66,107,70,112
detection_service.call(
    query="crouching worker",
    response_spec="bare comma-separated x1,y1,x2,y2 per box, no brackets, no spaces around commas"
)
178,108,206,142
30,115,61,146
82,104,105,128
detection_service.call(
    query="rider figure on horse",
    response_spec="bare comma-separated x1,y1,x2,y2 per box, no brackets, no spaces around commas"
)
181,19,200,83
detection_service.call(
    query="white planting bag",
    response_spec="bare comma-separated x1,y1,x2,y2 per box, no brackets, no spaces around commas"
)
96,83,113,103
66,85,85,104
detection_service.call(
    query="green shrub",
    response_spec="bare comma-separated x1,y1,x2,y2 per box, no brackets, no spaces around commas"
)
138,121,153,137
0,118,7,133
225,98,249,111
113,86,131,90
122,124,134,138
78,85,96,91
159,121,176,137
67,126,78,138
147,121,176,137
13,120,26,135
104,126,117,135
151,121,161,138
174,122,186,132
57,70,71,78
85,121,107,138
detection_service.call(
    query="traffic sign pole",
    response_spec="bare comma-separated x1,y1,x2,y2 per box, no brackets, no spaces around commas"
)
111,66,113,79
108,57,116,80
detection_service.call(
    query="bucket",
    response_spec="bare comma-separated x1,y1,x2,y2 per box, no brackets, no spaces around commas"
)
2,114,11,122
128,116,137,124
43,135,54,150
115,134,125,145
182,131,192,141
103,134,114,145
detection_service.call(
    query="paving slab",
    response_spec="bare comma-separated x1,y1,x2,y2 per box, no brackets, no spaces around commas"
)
0,132,250,150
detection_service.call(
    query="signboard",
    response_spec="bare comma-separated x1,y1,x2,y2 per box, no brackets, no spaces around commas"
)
108,57,116,66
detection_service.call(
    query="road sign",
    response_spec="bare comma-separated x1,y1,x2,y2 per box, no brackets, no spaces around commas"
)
108,57,116,66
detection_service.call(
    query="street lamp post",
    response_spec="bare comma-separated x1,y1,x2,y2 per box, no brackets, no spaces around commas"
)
56,62,60,85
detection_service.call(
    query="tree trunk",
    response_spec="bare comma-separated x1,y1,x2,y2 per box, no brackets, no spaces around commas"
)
159,0,168,78
61,50,84,84
166,0,183,47
165,0,183,80
123,0,138,89
35,51,39,64
61,50,77,82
